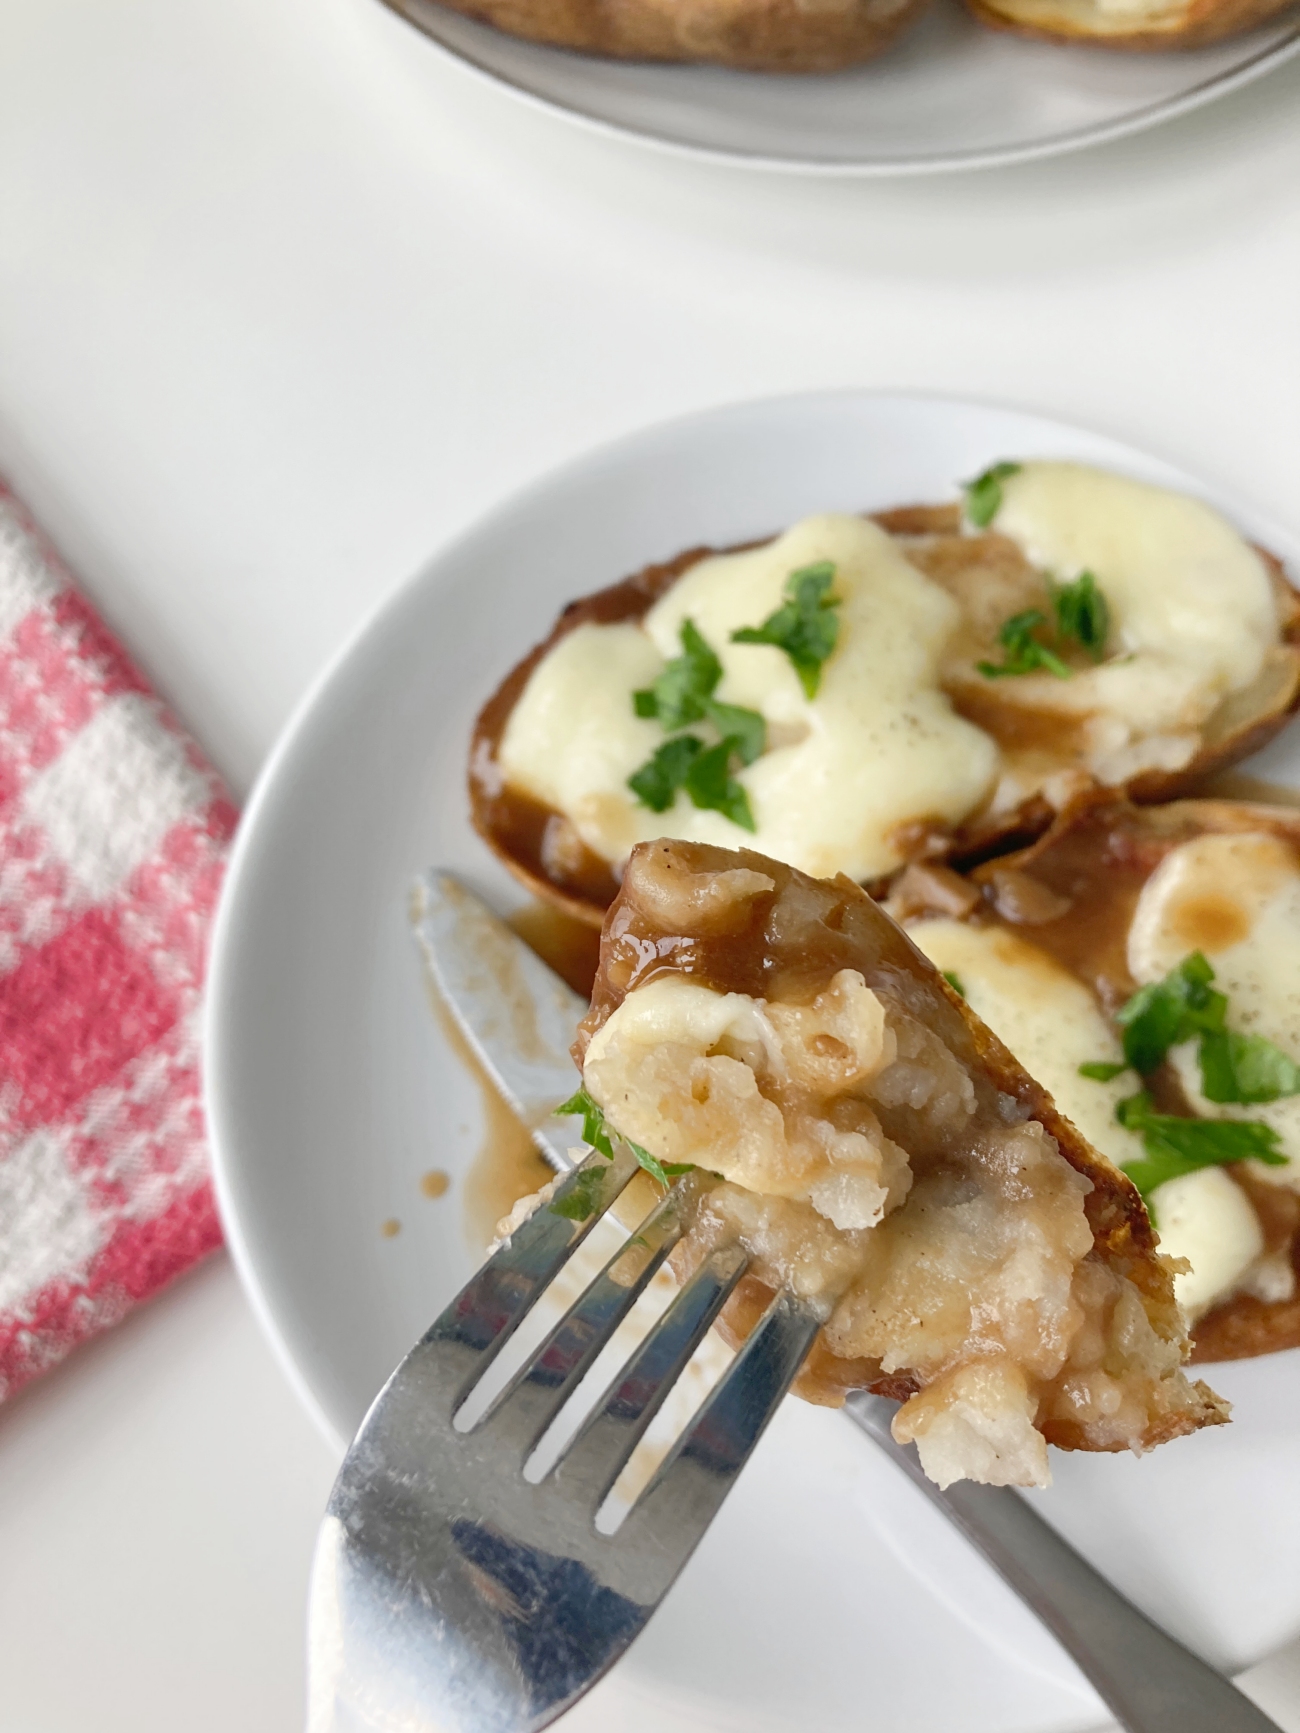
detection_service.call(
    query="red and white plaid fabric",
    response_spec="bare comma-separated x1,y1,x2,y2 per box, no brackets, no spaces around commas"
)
0,480,234,1402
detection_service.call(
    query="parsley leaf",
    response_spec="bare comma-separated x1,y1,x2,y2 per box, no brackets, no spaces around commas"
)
1198,1029,1300,1105
635,618,722,730
626,1140,696,1189
627,734,702,813
684,738,756,832
731,562,842,699
550,1164,608,1222
1111,951,1300,1105
553,1086,693,1193
628,621,766,831
964,461,1021,529
554,1086,615,1159
1050,570,1110,662
942,971,966,998
701,698,765,765
1115,1091,1287,1201
1114,952,1226,1073
1079,1060,1128,1082
977,609,1071,680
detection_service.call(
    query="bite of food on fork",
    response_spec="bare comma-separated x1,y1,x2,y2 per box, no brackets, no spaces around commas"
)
562,836,1227,1489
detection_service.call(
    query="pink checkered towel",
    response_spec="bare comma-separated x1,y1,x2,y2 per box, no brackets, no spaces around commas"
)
0,480,235,1402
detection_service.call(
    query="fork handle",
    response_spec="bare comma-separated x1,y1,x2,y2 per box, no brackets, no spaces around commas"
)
844,1395,1283,1733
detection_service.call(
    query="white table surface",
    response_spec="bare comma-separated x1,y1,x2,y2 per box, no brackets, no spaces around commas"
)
1,1,1299,1727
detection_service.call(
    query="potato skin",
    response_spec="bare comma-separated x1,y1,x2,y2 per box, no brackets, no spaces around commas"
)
964,0,1298,50
470,505,1299,925
965,795,1300,1364
399,0,928,70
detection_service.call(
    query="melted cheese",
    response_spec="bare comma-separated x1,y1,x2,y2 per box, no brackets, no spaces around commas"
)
908,917,1261,1318
1129,830,1300,1188
498,515,997,880
907,919,1143,1167
987,463,1277,784
1143,1168,1263,1323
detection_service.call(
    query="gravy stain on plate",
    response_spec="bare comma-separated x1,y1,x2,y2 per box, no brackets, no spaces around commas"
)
425,981,553,1249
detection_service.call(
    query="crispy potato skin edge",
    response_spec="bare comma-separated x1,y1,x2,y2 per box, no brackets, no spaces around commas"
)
398,0,929,69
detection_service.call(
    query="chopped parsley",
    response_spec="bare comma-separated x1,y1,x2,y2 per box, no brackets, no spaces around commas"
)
731,561,842,699
1114,951,1225,1074
977,609,1070,681
975,553,1113,681
555,1084,615,1158
549,1163,609,1222
628,620,765,831
1115,1091,1286,1203
964,461,1021,529
1050,570,1109,662
1076,954,1300,1204
553,1086,695,1207
627,730,755,828
1199,1028,1300,1105
942,971,966,998
633,619,722,731
1110,951,1300,1104
682,738,755,832
701,698,766,767
627,735,702,814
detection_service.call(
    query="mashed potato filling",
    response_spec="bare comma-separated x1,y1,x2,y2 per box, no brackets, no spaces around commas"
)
497,514,997,880
908,917,1268,1324
582,939,1192,1488
979,463,1278,787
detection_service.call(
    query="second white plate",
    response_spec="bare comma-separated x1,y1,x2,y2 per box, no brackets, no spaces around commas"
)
380,0,1300,173
207,391,1300,1733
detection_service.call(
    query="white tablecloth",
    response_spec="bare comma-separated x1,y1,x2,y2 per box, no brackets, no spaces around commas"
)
1,1,1299,1726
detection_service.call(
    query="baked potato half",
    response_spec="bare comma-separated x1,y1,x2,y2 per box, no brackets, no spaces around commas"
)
470,463,1299,926
392,0,927,71
963,0,1297,51
889,793,1300,1363
572,836,1226,1487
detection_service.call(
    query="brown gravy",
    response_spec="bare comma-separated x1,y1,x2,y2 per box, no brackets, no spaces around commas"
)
425,976,552,1251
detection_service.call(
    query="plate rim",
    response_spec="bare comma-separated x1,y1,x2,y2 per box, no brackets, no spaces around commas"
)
377,0,1300,176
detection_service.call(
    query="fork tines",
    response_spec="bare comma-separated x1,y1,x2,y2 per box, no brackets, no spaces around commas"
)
318,1149,820,1733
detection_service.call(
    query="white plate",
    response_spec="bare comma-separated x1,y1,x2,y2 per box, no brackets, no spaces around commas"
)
207,391,1300,1733
379,0,1300,173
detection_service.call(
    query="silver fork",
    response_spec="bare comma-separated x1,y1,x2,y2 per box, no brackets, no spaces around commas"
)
309,871,1285,1733
306,1146,819,1733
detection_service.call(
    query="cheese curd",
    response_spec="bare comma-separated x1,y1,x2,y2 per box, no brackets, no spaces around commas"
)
582,971,915,1240
1129,830,1300,1192
984,463,1278,785
498,514,997,880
